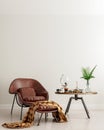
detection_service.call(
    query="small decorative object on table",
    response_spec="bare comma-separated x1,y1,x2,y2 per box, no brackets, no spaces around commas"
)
56,89,61,92
81,65,97,92
64,86,69,92
60,74,69,92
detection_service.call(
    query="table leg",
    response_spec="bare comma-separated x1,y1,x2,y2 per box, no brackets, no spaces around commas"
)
65,97,73,115
81,97,90,118
65,94,90,118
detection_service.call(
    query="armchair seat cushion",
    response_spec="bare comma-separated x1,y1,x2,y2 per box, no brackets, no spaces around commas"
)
18,87,45,102
18,87,36,100
33,96,45,101
24,96,45,102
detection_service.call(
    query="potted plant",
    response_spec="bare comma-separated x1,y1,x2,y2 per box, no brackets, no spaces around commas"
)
81,65,97,92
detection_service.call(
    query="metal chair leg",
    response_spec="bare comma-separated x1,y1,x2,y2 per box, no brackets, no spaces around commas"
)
37,113,43,126
45,113,48,121
20,106,23,120
11,94,16,116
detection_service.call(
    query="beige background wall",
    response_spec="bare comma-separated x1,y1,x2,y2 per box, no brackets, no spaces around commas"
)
0,0,104,110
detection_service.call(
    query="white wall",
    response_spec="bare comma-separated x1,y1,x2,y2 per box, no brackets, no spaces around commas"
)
0,0,104,110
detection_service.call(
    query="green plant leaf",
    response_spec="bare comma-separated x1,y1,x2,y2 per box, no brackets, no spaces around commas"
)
89,65,97,78
81,65,97,81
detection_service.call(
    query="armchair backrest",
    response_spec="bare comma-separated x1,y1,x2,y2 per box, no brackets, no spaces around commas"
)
9,78,49,100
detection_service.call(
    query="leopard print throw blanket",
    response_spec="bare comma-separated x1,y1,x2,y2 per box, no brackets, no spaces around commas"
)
2,100,67,129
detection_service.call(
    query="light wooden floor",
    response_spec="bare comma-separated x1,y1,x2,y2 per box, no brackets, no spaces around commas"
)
0,108,104,130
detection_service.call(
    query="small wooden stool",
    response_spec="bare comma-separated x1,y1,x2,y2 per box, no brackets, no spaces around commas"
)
36,104,58,126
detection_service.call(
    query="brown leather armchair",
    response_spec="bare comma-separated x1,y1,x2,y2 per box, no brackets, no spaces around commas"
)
9,78,49,120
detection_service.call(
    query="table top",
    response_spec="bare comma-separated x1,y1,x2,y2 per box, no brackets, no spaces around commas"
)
55,91,97,95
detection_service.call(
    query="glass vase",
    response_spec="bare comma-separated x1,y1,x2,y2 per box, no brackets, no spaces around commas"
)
85,80,91,92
